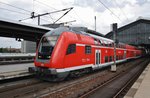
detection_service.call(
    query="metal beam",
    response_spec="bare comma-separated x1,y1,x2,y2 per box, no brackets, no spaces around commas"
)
0,18,52,41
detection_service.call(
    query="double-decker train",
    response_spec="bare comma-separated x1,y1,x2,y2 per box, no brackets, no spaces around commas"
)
29,27,142,81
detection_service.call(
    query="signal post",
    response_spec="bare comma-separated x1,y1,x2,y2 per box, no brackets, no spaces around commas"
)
111,23,117,72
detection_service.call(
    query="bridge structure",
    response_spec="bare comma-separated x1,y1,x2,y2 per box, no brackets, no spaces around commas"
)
0,18,52,42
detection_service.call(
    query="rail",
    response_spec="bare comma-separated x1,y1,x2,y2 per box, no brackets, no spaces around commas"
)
79,58,150,98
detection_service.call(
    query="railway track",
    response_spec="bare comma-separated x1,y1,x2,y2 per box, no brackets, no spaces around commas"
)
0,58,148,98
0,78,40,93
113,59,150,98
79,58,150,98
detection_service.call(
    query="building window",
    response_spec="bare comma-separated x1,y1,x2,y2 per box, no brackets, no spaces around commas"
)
66,44,76,55
85,45,91,54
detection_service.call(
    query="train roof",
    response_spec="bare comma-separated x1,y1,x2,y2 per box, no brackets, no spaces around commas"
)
44,27,128,45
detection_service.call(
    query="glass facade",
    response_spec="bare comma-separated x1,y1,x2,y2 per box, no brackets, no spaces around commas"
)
107,22,150,45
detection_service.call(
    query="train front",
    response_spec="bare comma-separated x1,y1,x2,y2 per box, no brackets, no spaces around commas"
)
28,27,69,81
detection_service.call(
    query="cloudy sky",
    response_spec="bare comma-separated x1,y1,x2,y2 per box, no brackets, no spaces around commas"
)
0,0,150,48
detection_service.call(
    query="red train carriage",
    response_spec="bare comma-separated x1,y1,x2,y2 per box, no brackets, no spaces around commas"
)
29,27,142,81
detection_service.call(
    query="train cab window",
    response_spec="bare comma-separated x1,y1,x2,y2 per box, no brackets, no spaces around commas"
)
85,45,91,54
105,56,109,62
66,44,76,55
38,36,58,60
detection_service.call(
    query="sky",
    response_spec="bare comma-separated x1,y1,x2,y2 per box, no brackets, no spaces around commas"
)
0,0,150,48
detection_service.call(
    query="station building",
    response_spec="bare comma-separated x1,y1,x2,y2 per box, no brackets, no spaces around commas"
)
21,40,36,53
105,18,150,50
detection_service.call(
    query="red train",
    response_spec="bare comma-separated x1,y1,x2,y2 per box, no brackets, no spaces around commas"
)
29,27,142,81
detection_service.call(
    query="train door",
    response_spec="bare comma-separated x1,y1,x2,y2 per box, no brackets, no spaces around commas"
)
95,50,101,67
124,51,126,59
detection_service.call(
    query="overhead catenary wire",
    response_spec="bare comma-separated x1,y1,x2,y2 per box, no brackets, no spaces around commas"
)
0,0,89,26
97,0,122,22
19,15,53,24
0,7,30,16
35,0,77,22
0,1,53,23
34,0,61,23
0,1,32,13
0,6,51,23
35,0,99,27
53,7,73,24
73,10,92,27
0,7,51,23
19,7,73,25
31,0,75,24
113,0,129,21
35,0,57,10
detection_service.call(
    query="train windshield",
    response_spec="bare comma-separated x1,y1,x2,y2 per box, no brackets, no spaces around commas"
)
38,36,58,60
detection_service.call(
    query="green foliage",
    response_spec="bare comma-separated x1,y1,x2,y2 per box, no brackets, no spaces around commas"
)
0,48,9,53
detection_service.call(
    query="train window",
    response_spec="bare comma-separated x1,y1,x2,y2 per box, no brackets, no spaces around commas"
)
85,45,91,54
94,39,98,45
98,40,102,45
105,41,108,47
116,45,118,48
105,56,109,62
112,43,114,47
106,43,109,47
108,42,111,47
109,56,112,62
116,56,118,60
103,43,105,46
66,44,76,55
109,43,111,47
118,56,120,60
120,45,122,48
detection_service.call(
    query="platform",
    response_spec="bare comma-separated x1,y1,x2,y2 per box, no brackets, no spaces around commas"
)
124,62,150,98
0,63,34,80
